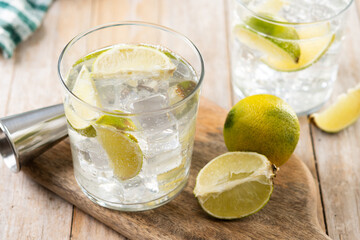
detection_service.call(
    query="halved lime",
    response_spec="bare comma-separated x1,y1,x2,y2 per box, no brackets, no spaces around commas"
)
194,152,275,219
96,125,143,180
91,45,176,79
234,17,300,64
310,83,360,133
262,23,335,71
65,65,101,137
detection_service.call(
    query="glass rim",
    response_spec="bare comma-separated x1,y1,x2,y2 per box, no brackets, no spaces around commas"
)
235,0,354,26
57,21,204,116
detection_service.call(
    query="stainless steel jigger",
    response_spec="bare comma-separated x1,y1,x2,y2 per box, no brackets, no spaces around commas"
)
0,104,68,172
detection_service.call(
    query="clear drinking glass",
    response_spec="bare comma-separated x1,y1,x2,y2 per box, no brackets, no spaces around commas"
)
229,0,353,115
58,22,204,211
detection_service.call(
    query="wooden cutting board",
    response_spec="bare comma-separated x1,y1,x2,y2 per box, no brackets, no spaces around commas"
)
21,98,330,240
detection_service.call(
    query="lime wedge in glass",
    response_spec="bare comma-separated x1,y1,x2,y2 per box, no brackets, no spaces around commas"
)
65,65,101,137
96,114,137,132
262,23,335,71
94,113,142,180
234,17,300,65
95,125,143,181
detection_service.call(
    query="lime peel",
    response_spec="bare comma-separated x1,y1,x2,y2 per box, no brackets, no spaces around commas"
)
96,115,137,132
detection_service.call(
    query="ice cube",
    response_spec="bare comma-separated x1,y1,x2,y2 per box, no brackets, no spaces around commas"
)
73,133,109,169
146,147,182,175
145,125,180,156
173,60,192,79
130,93,168,112
95,78,124,107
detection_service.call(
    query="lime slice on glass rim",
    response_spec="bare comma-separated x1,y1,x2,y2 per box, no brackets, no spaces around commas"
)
194,152,275,219
91,44,176,79
64,65,101,137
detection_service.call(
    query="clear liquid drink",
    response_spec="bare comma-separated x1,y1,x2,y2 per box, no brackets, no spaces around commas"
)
58,23,204,211
229,0,353,115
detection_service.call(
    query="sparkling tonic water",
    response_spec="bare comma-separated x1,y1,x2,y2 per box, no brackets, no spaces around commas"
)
64,44,199,210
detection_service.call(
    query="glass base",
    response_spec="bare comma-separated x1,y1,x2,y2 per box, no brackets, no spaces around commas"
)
76,176,188,211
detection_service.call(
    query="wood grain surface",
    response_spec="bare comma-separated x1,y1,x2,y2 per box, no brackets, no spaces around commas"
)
0,0,359,239
20,98,329,240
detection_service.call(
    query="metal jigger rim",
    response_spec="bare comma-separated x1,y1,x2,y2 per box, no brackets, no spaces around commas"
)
0,121,20,173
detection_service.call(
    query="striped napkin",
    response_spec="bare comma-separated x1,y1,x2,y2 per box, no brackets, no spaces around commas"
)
0,0,53,58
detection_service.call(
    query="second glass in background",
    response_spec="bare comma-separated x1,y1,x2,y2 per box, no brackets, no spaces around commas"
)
229,0,353,115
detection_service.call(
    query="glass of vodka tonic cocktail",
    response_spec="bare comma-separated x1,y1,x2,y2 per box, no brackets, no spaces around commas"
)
229,0,353,115
58,22,204,211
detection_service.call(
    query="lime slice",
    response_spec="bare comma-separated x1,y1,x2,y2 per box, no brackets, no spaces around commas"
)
96,125,143,180
64,106,96,137
168,80,197,105
310,83,360,133
262,23,335,71
91,45,176,79
234,17,300,64
194,152,274,219
65,65,101,137
168,80,198,119
96,115,137,132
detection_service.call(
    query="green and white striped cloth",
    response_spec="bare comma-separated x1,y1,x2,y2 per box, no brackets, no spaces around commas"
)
0,0,52,58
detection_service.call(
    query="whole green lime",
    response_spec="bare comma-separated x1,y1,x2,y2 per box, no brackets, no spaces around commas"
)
223,94,300,167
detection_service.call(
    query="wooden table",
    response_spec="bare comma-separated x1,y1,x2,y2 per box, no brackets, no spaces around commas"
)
0,0,359,239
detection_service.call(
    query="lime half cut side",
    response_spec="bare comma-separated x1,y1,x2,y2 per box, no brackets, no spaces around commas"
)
91,45,176,79
65,65,101,137
194,152,274,219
